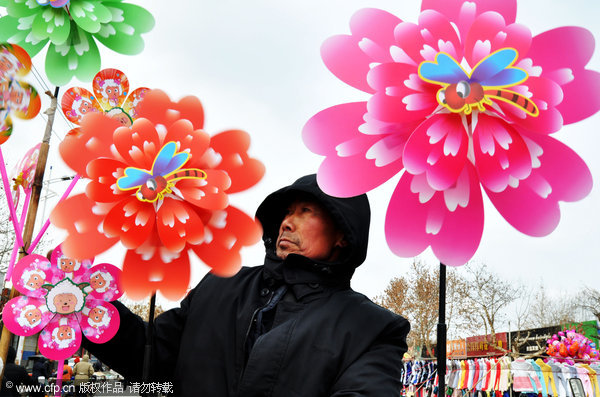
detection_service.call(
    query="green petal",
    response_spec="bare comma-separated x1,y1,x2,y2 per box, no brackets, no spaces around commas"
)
32,7,70,44
7,0,40,17
0,15,48,56
70,0,112,34
93,2,154,55
45,26,100,85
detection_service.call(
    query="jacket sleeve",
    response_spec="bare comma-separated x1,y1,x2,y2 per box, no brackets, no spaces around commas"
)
82,285,199,381
329,316,410,397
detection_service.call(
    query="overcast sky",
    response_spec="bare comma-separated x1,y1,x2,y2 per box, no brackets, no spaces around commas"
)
4,0,600,315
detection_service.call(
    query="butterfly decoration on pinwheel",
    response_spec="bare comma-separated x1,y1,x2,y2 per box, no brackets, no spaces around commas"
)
51,90,265,300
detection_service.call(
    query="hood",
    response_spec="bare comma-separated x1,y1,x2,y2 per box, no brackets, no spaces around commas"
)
256,174,370,275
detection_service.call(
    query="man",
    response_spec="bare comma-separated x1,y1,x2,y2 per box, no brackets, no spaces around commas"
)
84,174,410,396
0,346,38,397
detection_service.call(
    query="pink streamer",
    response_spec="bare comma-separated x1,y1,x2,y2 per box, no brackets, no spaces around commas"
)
28,174,80,254
5,189,31,281
0,147,26,249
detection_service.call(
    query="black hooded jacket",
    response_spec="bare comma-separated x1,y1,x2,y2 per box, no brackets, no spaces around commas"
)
84,174,410,396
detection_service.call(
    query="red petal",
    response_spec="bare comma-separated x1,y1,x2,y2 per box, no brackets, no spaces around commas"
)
103,197,156,249
50,194,119,260
156,199,205,252
122,250,190,301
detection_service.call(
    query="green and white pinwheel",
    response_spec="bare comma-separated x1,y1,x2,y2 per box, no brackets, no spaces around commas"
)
0,0,154,85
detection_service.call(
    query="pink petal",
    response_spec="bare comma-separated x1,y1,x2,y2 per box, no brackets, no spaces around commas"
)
303,102,368,155
385,165,484,266
38,315,82,360
350,8,403,49
316,154,403,198
12,255,53,298
421,0,517,39
79,301,120,344
403,114,468,191
367,63,417,92
473,114,532,192
83,263,124,301
528,27,595,72
417,10,463,61
464,12,531,66
485,130,592,236
2,296,54,337
322,35,376,94
321,8,401,93
368,91,435,123
557,69,600,125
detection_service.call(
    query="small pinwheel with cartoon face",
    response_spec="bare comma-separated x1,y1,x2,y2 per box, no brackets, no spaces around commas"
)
2,244,122,360
0,43,41,144
62,68,149,129
9,143,40,209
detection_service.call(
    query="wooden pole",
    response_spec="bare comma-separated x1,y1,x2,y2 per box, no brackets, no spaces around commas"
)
0,87,60,382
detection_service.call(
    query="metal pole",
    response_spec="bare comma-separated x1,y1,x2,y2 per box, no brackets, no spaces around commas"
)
0,87,60,383
142,293,157,382
436,262,447,397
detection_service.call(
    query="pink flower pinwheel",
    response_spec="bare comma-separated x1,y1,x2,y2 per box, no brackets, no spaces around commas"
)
303,0,599,265
51,89,265,300
2,244,122,360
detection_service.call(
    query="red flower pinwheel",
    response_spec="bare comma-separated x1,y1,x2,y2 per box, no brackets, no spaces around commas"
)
51,90,265,300
2,244,122,360
0,43,41,144
303,0,599,265
62,68,149,128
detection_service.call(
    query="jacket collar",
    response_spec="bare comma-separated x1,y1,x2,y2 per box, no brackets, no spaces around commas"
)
262,251,351,296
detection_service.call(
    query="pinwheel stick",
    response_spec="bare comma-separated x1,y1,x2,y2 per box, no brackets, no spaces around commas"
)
437,263,447,397
55,359,64,397
142,293,157,383
5,189,31,281
0,87,60,384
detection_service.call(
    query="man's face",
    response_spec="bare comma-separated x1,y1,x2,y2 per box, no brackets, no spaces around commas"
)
275,199,345,261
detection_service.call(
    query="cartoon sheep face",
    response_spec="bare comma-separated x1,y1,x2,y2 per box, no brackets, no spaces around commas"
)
52,323,76,349
87,306,111,329
89,271,113,293
22,269,46,291
17,305,43,328
59,257,81,274
45,279,87,315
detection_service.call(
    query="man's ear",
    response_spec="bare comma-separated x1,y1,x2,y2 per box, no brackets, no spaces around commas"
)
335,235,348,249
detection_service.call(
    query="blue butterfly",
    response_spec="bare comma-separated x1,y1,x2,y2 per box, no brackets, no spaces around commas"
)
418,48,538,116
117,141,206,202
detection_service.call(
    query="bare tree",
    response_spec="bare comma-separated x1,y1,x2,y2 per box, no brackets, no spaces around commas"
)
527,282,580,327
120,298,165,321
375,260,472,356
577,287,600,321
459,262,522,339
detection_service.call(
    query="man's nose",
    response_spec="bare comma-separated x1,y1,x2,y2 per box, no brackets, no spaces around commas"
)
280,213,296,231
